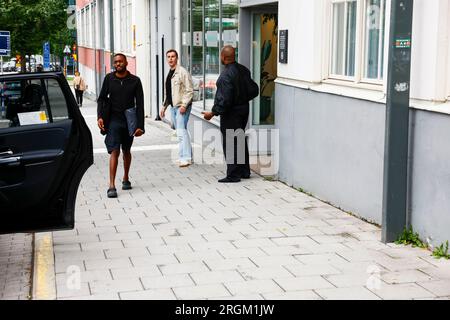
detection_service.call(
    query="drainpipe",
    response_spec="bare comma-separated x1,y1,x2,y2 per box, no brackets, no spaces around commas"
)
109,0,115,70
382,0,414,243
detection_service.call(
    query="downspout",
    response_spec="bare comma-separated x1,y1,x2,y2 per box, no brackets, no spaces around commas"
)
109,0,115,70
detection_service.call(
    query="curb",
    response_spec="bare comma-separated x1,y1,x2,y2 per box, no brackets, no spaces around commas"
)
32,233,56,300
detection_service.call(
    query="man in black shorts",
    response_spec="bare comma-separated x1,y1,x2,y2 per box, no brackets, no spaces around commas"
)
97,53,145,198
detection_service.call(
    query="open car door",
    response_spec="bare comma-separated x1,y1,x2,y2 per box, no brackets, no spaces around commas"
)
0,72,93,234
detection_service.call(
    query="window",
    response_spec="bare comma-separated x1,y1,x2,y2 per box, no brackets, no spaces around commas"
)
120,0,132,53
180,0,239,111
329,0,387,83
0,79,69,129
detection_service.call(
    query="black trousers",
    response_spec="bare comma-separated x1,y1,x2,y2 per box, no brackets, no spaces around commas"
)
220,105,251,180
75,89,84,106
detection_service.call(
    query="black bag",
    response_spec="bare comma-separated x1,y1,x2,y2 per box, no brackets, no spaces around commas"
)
124,107,137,136
235,63,259,104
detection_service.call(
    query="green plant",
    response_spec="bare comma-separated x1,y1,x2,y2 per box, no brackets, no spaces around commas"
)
395,227,427,248
432,241,450,260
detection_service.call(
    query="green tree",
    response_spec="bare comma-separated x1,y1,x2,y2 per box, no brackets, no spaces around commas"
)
0,0,68,72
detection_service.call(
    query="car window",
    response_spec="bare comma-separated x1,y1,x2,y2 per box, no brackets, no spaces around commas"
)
0,78,69,129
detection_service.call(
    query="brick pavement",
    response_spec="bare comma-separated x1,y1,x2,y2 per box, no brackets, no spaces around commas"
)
2,96,450,300
48,98,450,300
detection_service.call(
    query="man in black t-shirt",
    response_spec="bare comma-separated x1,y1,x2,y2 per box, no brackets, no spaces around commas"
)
97,53,145,198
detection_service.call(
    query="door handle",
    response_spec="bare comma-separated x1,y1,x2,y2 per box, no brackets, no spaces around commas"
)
0,150,13,157
0,156,21,166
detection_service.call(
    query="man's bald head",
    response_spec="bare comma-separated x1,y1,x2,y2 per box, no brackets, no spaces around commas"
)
220,46,236,65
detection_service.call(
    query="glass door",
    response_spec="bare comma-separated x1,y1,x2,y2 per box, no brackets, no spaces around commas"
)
252,13,278,126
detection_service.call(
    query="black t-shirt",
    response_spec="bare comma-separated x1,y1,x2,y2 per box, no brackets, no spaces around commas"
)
165,69,176,107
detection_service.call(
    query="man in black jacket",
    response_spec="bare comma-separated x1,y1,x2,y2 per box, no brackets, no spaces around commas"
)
202,46,253,183
97,53,145,198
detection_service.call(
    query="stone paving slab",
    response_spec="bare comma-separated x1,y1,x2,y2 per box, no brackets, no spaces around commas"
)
3,98,448,300
0,234,32,300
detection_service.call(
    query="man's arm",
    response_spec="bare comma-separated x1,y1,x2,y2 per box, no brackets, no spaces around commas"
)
181,69,194,107
97,75,109,120
211,75,234,116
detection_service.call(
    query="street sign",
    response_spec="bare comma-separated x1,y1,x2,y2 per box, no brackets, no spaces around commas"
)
63,45,71,54
43,41,50,71
0,31,11,56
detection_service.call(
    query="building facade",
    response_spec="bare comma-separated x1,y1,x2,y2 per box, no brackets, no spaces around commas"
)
76,0,450,246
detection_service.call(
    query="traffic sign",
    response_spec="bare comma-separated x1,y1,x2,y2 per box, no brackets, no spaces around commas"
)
43,41,50,71
63,45,71,54
0,31,11,56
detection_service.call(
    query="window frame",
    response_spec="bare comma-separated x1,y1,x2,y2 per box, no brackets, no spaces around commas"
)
326,0,390,87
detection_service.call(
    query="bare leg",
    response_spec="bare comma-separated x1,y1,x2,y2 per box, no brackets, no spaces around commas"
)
109,150,120,188
123,150,132,182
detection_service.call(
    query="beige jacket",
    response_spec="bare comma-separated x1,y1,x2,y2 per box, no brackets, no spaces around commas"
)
163,65,193,109
73,76,87,91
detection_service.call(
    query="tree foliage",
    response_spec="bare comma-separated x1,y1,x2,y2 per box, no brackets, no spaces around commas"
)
0,0,69,71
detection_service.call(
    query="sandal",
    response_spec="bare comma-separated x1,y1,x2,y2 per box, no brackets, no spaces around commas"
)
122,181,132,190
107,188,118,198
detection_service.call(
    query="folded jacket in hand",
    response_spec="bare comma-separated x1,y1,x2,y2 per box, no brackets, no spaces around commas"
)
124,107,137,136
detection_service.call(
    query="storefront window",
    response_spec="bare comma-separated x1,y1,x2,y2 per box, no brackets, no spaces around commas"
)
180,0,239,111
205,0,220,110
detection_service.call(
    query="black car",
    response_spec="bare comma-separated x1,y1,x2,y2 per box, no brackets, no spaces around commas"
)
0,72,93,234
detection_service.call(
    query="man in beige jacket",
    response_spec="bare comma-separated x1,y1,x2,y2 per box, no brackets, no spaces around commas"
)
160,49,194,167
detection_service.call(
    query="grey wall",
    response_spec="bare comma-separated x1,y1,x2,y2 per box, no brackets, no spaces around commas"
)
275,83,450,246
275,83,385,224
409,110,450,246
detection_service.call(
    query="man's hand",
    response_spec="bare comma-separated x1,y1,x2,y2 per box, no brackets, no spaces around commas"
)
98,118,105,131
134,128,144,137
160,107,166,119
179,106,187,114
202,111,214,121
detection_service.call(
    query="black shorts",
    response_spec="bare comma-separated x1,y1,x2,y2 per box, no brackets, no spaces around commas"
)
105,119,134,154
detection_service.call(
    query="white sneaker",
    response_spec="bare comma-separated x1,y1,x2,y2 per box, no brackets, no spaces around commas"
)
178,161,191,168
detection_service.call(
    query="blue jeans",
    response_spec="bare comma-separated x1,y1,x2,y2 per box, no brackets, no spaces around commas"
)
171,105,192,162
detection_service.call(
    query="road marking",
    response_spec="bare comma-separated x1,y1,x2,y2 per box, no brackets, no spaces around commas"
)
32,233,56,300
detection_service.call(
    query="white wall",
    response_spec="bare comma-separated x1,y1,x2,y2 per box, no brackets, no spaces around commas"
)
277,0,324,83
410,0,449,102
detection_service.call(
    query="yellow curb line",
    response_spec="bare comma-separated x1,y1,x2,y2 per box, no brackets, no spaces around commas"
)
32,233,56,300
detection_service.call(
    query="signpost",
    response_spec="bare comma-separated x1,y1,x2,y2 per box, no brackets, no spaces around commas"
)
43,41,51,71
63,45,71,77
0,31,11,74
382,0,414,243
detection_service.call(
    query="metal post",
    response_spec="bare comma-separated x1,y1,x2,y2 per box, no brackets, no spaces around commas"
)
0,56,3,74
382,0,414,243
109,0,115,70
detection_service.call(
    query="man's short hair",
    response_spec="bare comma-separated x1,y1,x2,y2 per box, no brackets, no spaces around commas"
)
166,49,178,58
113,53,127,61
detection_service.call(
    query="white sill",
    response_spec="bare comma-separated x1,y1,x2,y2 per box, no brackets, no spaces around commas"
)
191,105,221,127
275,77,450,116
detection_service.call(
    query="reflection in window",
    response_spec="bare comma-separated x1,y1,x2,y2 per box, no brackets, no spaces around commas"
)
331,0,357,77
205,0,220,110
364,0,386,80
179,0,239,111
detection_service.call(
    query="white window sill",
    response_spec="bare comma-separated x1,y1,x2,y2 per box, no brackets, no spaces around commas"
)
275,77,450,116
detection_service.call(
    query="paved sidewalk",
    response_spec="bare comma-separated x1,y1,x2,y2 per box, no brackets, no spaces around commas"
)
0,233,32,300
46,98,450,300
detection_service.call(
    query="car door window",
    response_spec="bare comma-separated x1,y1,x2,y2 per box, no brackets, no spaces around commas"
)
0,78,69,129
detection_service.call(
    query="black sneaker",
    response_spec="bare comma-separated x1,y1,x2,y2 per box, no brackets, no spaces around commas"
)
107,188,117,198
218,177,241,183
122,180,132,190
